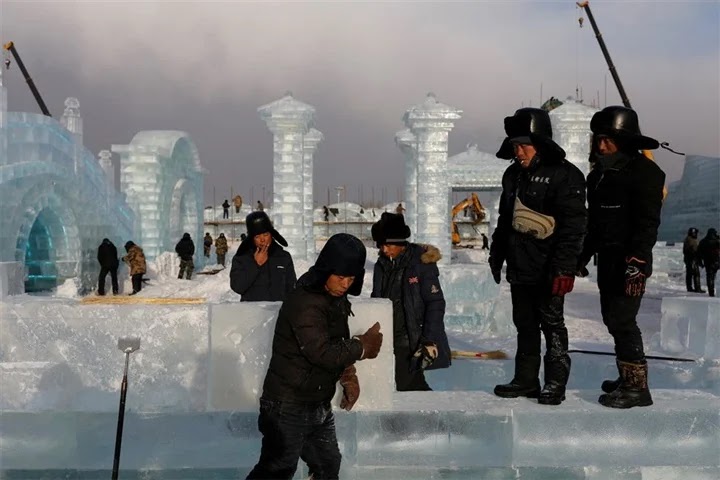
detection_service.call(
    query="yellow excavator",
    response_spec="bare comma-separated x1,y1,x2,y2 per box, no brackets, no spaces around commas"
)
451,193,486,246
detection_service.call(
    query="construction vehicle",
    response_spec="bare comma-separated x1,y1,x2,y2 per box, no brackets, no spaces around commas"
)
3,41,52,117
451,193,486,246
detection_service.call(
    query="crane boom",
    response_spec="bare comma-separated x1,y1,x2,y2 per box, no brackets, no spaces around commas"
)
3,41,52,117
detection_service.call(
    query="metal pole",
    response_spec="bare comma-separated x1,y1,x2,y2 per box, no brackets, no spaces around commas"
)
111,352,130,480
3,42,52,117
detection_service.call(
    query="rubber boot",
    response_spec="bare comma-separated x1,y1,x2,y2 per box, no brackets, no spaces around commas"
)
601,360,621,393
494,353,541,398
599,360,653,409
538,353,570,405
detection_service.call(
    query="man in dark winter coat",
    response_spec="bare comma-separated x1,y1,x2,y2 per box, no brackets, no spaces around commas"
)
175,233,195,280
489,108,587,406
683,227,704,292
230,212,296,301
698,228,720,297
246,234,384,480
371,212,451,391
579,106,666,409
203,232,213,258
222,199,230,219
97,238,119,295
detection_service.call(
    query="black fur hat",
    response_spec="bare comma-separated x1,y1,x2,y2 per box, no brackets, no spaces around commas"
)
590,106,659,151
307,233,367,296
238,211,288,254
372,212,411,246
496,108,565,161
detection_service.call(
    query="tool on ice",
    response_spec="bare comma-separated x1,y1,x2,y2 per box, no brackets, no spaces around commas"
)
568,349,695,363
112,337,141,480
451,349,509,360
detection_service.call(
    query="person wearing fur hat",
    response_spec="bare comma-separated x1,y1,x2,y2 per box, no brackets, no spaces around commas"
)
230,211,296,302
698,228,720,297
122,241,146,295
175,232,195,280
246,234,384,480
489,108,587,406
371,212,452,391
578,106,666,409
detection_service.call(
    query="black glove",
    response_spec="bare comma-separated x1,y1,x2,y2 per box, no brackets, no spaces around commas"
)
412,341,438,371
624,257,648,297
489,256,503,285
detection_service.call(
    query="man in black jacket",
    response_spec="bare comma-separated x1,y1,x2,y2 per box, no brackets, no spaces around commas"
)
698,228,720,297
683,227,703,292
371,212,451,391
246,234,384,480
97,238,119,295
579,106,666,409
175,233,195,280
489,108,587,406
230,212,296,301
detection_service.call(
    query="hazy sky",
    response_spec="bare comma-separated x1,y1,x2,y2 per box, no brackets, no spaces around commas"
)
2,0,718,205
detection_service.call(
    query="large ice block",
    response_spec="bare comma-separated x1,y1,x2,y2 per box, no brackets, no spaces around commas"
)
208,299,394,412
661,296,720,358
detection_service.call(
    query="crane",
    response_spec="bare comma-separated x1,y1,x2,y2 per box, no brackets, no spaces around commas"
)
3,41,52,117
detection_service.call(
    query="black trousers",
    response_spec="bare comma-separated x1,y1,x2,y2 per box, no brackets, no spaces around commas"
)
131,273,143,293
706,267,718,296
394,345,431,392
223,208,229,219
685,262,701,291
98,266,118,295
510,284,568,358
597,252,645,362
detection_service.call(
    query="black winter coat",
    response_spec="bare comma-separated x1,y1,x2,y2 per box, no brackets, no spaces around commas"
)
698,234,720,270
97,241,119,269
175,237,195,261
581,152,665,274
230,242,296,301
261,274,364,404
371,244,451,370
490,155,587,284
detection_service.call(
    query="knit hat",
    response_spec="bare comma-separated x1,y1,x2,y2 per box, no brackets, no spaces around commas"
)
371,212,411,247
307,233,366,296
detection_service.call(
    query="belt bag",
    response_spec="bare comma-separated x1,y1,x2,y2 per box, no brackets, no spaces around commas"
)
512,196,556,240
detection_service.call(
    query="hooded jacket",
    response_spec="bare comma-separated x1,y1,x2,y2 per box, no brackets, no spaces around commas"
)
229,241,296,301
371,243,451,370
175,234,195,261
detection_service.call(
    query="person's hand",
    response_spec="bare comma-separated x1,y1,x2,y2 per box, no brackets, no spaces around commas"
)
254,244,269,266
491,269,502,285
551,274,575,296
355,322,383,359
624,257,647,297
413,341,438,370
489,256,502,284
339,365,359,411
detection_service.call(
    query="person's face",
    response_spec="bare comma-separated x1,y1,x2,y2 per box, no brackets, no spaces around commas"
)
596,135,618,155
380,244,406,259
253,232,272,249
325,274,356,297
512,142,537,168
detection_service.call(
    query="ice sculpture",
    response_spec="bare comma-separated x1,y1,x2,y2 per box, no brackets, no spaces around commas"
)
303,128,323,260
258,93,316,260
548,97,598,177
59,97,83,145
403,93,462,264
658,155,720,242
395,128,417,237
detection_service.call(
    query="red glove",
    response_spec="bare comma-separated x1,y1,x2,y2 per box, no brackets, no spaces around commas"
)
551,275,575,296
625,257,647,297
339,364,359,411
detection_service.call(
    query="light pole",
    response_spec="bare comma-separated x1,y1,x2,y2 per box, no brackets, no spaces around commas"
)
335,186,345,233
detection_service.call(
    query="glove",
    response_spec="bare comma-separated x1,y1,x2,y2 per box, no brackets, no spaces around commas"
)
339,364,359,411
491,269,502,285
354,322,383,359
624,257,647,297
551,274,575,296
412,341,438,371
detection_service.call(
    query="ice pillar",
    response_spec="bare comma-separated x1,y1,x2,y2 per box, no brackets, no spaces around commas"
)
258,93,316,260
60,97,83,145
404,93,462,265
395,128,417,238
98,150,115,193
303,128,323,260
0,64,7,166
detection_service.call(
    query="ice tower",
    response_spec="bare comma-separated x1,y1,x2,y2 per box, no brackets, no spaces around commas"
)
404,93,462,264
303,128,323,260
258,93,316,260
549,97,598,177
395,128,417,237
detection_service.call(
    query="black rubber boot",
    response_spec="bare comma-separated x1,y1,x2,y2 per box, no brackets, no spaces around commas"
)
599,360,653,409
601,376,621,393
538,353,570,405
494,354,541,398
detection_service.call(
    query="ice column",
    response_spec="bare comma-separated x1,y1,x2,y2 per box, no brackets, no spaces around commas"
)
98,150,115,193
60,97,83,145
258,93,315,260
404,94,462,264
0,66,6,166
395,129,417,238
303,128,323,260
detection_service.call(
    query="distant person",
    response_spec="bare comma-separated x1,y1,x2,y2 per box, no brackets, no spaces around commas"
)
175,232,195,280
122,241,146,295
578,106,665,409
481,233,489,250
683,227,703,292
698,228,720,297
215,233,228,267
395,203,405,215
371,212,451,391
230,211,296,301
240,233,247,242
233,194,243,214
97,238,119,296
203,232,213,258
222,199,230,219
256,200,264,212
359,207,364,214
245,233,383,480
323,205,330,222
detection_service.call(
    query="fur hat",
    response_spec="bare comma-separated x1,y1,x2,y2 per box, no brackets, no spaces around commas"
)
372,212,411,246
496,108,565,161
307,233,367,296
238,211,287,254
590,106,659,151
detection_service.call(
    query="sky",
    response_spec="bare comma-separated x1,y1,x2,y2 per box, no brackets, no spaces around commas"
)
2,0,719,205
